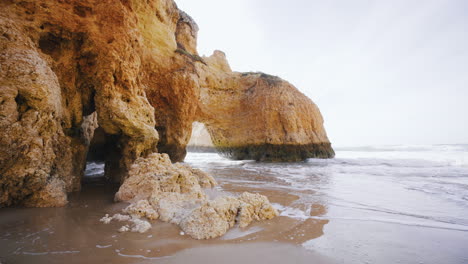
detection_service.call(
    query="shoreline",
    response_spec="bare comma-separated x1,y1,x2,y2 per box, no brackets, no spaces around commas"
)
0,173,330,264
2,149,468,264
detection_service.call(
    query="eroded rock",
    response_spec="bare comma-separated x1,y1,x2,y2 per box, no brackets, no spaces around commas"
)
0,0,333,208
115,153,216,202
104,154,278,239
195,53,335,161
123,200,159,220
0,0,164,206
104,192,278,239
0,16,78,207
180,192,278,239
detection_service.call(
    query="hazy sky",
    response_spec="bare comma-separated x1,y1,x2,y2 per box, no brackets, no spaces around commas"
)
176,0,468,146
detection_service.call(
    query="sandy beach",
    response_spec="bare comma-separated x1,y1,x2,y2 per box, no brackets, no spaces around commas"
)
1,0,467,263
0,172,332,264
1,147,468,264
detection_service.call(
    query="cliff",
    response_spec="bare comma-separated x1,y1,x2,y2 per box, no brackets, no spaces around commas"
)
0,0,333,208
195,51,334,161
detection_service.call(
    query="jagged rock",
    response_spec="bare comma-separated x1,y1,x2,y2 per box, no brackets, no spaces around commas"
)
179,192,278,239
115,153,216,202
122,200,159,220
107,191,278,238
0,16,83,207
21,177,68,208
152,192,203,224
105,153,279,239
0,0,332,207
0,0,165,206
237,192,279,226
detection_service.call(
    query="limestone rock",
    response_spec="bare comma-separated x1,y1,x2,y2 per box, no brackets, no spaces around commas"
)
106,191,278,239
180,192,279,239
0,16,81,207
0,0,333,208
107,153,278,239
101,215,151,234
238,192,279,226
101,151,226,237
123,200,159,220
179,197,240,239
195,53,335,161
0,0,161,206
115,153,216,202
188,50,334,161
22,177,68,208
0,0,203,206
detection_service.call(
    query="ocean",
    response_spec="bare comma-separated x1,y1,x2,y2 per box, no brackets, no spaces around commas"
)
1,145,467,263
185,144,468,264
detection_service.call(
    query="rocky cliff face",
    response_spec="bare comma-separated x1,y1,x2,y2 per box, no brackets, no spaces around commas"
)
0,0,333,207
195,51,334,161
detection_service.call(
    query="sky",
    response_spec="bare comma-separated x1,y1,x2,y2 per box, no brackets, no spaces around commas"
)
176,0,468,146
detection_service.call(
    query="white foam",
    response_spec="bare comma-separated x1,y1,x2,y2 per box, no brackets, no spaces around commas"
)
221,226,264,240
273,203,311,220
116,252,171,260
84,162,105,177
96,245,112,249
186,145,468,231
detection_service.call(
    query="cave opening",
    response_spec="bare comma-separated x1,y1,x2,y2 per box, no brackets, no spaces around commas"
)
187,121,216,153
82,123,122,193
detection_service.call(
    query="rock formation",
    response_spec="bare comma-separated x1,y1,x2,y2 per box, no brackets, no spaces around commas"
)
0,0,333,207
0,0,193,207
103,153,278,239
114,153,216,202
179,192,278,239
194,51,334,161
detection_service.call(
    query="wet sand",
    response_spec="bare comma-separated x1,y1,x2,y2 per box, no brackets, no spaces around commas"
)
2,149,468,264
0,174,333,264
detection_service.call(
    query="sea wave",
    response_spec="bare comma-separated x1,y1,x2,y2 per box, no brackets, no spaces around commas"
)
185,145,468,231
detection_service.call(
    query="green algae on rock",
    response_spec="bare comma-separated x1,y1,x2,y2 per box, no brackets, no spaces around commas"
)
217,143,335,162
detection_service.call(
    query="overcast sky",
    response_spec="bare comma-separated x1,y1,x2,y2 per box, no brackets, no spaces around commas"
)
176,0,468,146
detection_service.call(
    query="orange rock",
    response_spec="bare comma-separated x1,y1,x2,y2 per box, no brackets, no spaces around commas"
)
195,52,334,161
0,0,333,207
